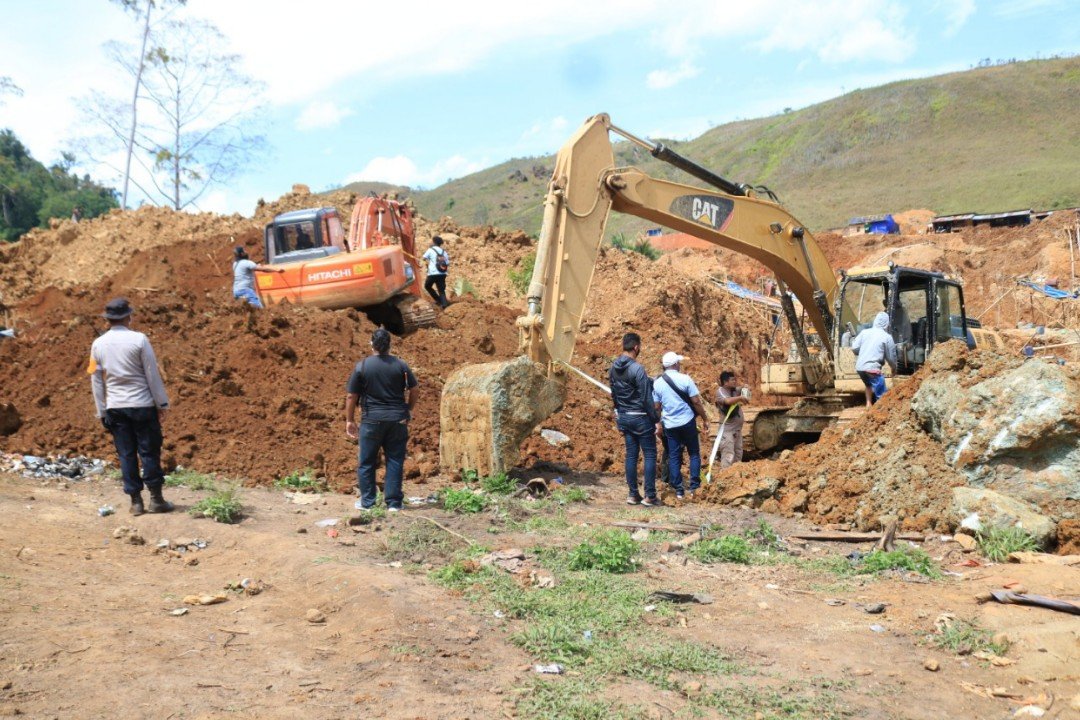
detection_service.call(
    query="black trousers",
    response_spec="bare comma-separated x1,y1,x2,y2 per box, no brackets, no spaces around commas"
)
424,274,448,308
106,406,164,495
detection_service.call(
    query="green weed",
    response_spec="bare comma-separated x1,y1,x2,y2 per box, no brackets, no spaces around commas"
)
976,526,1038,562
189,488,243,524
517,678,646,720
273,468,324,492
568,530,639,573
164,467,217,491
555,486,589,504
610,233,660,260
745,519,783,550
383,521,457,562
508,252,536,296
688,535,752,564
442,487,490,514
460,468,480,484
933,617,1009,656
480,472,517,495
857,548,940,578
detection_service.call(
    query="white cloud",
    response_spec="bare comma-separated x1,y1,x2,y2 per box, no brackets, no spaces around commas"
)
295,100,353,131
993,0,1063,18
646,61,701,90
756,1,914,64
936,0,976,34
344,154,489,188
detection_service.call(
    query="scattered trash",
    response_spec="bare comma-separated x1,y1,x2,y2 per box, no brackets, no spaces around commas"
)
223,578,266,596
407,495,438,506
1,453,106,480
765,583,780,590
533,664,564,674
923,658,940,672
314,518,338,528
869,624,886,633
553,476,564,485
643,604,657,613
582,630,593,642
1014,707,1046,718
326,528,339,539
493,610,506,619
540,429,570,446
169,608,189,617
97,505,114,517
862,603,887,614
305,608,326,624
183,593,228,606
648,590,714,605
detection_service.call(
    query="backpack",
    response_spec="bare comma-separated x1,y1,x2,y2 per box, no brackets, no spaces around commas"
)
434,247,448,273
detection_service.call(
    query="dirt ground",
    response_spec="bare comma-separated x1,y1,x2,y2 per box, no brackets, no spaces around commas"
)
1,470,1077,720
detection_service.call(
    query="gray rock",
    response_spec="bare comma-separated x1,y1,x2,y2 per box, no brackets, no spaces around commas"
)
950,487,1056,546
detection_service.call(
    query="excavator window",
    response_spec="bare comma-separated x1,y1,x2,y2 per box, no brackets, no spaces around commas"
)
837,278,887,345
934,281,966,344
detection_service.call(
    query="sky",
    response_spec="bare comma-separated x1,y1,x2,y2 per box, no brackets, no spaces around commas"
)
1,0,1077,216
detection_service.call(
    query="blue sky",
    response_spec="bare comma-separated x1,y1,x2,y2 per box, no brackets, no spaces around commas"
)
1,0,1076,215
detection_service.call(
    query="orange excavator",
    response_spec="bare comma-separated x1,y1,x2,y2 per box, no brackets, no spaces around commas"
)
255,195,437,333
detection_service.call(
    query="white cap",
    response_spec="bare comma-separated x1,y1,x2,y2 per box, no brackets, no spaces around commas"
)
661,351,684,368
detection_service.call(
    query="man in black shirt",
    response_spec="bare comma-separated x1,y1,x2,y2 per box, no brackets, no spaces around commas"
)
608,332,663,506
345,328,418,512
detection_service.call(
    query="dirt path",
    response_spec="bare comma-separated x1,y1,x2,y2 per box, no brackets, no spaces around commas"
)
1,471,1077,719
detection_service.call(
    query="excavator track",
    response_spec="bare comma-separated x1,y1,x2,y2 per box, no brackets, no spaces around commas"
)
394,295,438,334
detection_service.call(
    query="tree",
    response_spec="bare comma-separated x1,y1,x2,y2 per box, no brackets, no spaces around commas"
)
76,10,264,211
0,76,22,104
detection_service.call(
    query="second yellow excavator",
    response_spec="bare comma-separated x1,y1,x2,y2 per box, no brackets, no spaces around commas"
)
439,114,1003,474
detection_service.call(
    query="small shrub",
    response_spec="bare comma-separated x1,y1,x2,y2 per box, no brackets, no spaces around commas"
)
858,548,940,578
568,530,639,573
744,519,782,549
688,535,752,564
610,233,660,260
556,487,589,504
443,487,490,514
976,526,1038,562
933,617,1009,656
508,252,536,296
481,472,517,495
164,467,217,491
274,468,324,492
460,468,480,484
190,488,243,524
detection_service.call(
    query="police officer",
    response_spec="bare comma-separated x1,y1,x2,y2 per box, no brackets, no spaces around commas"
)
89,298,174,516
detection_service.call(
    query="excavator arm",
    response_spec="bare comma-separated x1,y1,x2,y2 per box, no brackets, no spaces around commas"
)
520,114,838,389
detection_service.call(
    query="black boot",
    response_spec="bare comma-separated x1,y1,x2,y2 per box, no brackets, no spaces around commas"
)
129,492,145,516
147,486,174,513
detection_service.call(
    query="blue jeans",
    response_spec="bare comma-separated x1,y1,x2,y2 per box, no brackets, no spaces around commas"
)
105,406,164,495
616,414,657,500
358,420,408,509
234,288,263,308
664,419,701,493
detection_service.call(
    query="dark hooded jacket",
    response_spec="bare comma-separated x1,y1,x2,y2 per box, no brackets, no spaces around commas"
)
609,355,658,421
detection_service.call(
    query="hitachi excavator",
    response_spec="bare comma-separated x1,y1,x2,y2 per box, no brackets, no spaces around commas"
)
439,114,1005,474
256,195,437,333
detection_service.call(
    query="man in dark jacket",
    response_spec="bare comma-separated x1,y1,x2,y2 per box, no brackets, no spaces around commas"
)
345,328,418,512
608,332,662,506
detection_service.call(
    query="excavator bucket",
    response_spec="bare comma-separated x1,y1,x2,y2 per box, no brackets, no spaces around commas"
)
439,357,565,476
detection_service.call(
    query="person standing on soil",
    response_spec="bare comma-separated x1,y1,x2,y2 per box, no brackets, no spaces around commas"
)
88,297,174,516
609,333,663,506
653,352,710,498
422,236,450,309
715,370,749,469
851,311,897,407
232,246,264,308
345,328,419,513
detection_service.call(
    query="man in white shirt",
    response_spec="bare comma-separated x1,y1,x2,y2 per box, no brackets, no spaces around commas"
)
89,298,174,516
232,246,263,308
652,352,710,499
421,236,450,309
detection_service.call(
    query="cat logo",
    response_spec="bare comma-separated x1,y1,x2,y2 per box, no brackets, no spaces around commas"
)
668,194,734,231
307,268,352,282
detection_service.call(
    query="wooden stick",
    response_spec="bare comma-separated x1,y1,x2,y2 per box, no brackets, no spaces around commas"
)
413,515,474,546
207,252,223,276
790,532,924,542
611,521,700,533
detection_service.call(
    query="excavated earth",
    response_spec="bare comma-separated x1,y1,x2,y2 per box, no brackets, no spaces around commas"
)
1,196,1079,545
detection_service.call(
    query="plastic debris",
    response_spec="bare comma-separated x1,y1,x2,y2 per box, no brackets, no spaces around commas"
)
869,624,886,633
534,664,564,674
314,518,338,528
97,505,115,517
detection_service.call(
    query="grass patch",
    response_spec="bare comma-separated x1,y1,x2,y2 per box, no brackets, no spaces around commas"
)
688,535,752,564
189,488,242,524
383,521,458,563
619,640,740,688
517,678,646,720
568,530,639,573
273,468,324,492
555,486,589,504
508,251,536,296
976,526,1038,562
164,467,217,491
857,548,940,578
932,617,1009,656
745,519,783,550
442,487,490,514
480,472,517,495
610,232,660,260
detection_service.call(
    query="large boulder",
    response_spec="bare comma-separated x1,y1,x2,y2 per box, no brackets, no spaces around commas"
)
950,487,1056,546
912,358,1080,505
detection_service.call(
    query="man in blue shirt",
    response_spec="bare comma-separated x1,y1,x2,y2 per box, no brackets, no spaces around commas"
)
653,352,710,498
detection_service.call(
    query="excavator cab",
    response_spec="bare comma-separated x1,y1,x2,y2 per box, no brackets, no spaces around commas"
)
835,266,974,386
264,207,346,265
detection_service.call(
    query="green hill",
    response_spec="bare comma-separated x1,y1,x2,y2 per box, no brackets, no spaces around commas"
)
342,57,1080,235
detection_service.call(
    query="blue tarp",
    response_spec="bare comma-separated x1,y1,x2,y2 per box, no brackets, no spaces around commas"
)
867,215,899,234
723,280,782,309
1019,281,1077,300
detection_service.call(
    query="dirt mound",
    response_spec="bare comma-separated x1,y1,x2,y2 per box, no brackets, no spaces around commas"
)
700,342,1079,536
0,207,254,306
251,184,368,225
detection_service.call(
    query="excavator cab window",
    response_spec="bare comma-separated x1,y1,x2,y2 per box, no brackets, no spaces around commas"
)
933,280,971,347
837,278,887,347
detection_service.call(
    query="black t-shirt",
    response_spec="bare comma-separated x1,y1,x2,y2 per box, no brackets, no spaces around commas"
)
346,354,418,422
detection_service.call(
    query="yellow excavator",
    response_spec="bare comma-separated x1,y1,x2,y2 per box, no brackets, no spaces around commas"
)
439,114,1004,474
